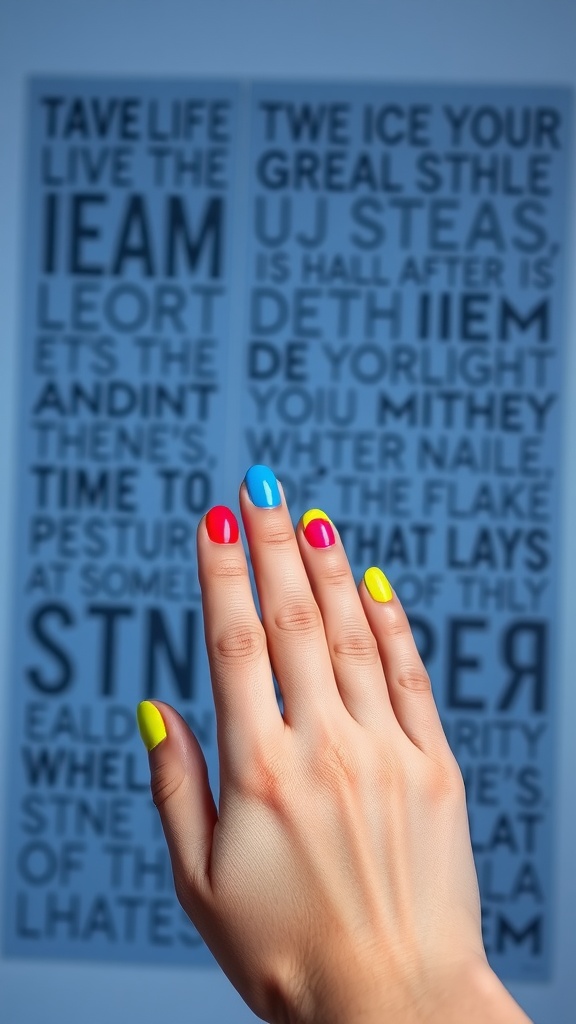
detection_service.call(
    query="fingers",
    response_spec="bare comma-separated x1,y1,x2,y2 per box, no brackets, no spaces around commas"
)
199,469,447,760
360,568,450,758
136,700,217,900
197,503,284,775
142,467,450,835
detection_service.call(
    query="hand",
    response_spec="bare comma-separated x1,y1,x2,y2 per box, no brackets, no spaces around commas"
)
137,466,531,1024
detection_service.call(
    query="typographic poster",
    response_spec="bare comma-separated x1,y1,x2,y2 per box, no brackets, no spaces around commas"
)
4,78,240,963
4,79,571,978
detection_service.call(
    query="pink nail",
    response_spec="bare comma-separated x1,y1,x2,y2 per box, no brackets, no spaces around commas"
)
304,518,335,548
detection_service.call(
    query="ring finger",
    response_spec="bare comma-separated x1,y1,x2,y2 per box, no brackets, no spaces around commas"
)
296,508,398,730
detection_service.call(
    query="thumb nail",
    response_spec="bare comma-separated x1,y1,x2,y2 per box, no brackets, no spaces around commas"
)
137,701,167,751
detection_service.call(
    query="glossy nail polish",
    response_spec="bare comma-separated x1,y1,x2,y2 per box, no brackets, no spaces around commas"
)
303,510,335,548
206,505,239,543
364,566,393,603
137,701,167,751
245,464,281,508
302,508,332,529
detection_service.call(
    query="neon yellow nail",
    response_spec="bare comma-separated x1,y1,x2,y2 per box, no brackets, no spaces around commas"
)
302,508,332,529
364,566,393,603
137,701,167,751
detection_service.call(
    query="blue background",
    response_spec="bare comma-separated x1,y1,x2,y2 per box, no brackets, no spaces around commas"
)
1,3,576,1023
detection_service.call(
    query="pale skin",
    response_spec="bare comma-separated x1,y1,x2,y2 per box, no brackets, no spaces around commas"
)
143,481,532,1024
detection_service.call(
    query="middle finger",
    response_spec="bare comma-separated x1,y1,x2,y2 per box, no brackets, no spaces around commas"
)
240,465,343,731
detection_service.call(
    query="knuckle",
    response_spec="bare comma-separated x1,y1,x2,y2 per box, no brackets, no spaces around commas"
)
445,754,467,799
173,872,193,913
323,742,360,792
209,558,247,581
418,754,464,805
374,752,397,792
173,864,207,913
253,757,289,804
425,767,456,804
395,665,432,693
368,737,400,791
319,561,351,587
214,620,267,662
260,522,295,548
382,613,410,643
274,598,322,636
332,627,379,666
314,726,361,792
150,764,187,811
236,746,293,811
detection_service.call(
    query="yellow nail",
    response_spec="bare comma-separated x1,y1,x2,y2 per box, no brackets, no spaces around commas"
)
302,508,332,529
364,566,393,603
137,701,167,751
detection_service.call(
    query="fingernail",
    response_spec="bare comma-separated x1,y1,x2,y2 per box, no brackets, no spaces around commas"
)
364,566,393,603
303,510,335,548
137,701,167,751
245,464,281,508
206,505,239,543
302,508,333,529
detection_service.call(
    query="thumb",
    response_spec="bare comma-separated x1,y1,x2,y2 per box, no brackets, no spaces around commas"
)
136,700,217,901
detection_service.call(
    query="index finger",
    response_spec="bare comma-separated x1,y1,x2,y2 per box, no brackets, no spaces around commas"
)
197,505,284,778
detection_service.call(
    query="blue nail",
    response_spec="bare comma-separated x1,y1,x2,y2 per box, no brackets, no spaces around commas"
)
245,465,281,508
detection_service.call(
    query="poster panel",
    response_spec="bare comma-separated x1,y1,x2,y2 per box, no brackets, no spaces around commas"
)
241,82,571,981
4,78,240,963
3,78,571,980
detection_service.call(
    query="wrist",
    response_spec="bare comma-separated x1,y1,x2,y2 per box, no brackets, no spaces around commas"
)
287,954,532,1024
421,957,532,1024
286,946,433,1024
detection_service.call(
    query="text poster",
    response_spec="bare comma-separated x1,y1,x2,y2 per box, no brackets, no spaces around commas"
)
241,82,570,981
3,79,571,979
4,78,240,963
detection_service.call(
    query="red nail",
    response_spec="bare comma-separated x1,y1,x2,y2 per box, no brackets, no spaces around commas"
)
205,505,239,544
304,518,335,548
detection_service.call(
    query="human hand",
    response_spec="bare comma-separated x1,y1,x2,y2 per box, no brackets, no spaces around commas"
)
137,465,531,1024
